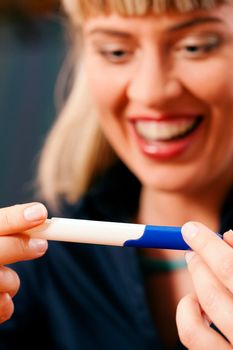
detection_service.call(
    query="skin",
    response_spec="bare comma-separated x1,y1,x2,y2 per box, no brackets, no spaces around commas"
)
0,203,48,323
82,4,233,349
83,6,233,199
177,222,233,349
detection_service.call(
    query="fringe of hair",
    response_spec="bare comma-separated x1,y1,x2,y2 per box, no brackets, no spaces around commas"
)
62,0,228,24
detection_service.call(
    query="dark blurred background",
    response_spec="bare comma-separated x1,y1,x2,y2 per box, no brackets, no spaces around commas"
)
0,0,66,206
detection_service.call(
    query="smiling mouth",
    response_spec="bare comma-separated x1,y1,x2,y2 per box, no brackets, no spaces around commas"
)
133,116,203,142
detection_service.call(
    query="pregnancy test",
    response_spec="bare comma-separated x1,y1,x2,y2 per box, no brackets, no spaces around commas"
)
24,217,190,250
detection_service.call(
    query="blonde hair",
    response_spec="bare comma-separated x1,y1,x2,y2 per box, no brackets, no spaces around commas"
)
63,0,229,24
37,0,230,210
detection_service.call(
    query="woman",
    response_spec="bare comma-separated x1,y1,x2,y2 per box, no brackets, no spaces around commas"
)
1,0,233,349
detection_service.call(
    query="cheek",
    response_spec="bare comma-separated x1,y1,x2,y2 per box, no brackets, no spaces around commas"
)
85,59,132,155
185,61,233,146
181,60,233,105
179,60,233,173
85,60,130,113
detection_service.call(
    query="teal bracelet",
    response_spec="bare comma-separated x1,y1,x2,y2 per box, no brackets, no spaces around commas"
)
138,255,187,274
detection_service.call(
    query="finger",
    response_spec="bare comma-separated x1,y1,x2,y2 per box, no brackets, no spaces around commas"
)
176,293,231,350
0,293,14,324
223,230,233,248
0,203,48,235
0,234,48,265
182,222,233,293
0,266,20,297
185,251,233,344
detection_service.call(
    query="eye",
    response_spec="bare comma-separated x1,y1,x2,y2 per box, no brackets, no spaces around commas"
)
98,48,133,63
185,42,216,54
176,35,221,58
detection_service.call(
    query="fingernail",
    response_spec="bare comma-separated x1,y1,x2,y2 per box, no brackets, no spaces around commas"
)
185,251,195,263
24,204,47,222
182,222,199,241
28,239,48,253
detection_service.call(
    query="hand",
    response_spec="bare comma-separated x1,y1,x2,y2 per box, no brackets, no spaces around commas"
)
0,203,48,323
176,222,233,349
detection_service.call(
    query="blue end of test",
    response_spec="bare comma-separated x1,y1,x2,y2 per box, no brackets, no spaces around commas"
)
124,225,191,250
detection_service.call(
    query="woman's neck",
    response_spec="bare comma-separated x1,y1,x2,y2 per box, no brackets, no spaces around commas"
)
137,184,229,260
137,183,229,229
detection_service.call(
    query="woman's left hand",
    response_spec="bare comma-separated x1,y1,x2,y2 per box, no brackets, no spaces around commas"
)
176,222,233,349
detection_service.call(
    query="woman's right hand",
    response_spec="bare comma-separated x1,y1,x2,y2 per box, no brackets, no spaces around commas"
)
0,202,48,323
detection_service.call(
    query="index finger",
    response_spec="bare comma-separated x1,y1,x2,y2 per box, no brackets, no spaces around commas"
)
182,221,233,293
0,203,48,235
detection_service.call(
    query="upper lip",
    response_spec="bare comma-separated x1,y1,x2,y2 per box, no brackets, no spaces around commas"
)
128,113,203,122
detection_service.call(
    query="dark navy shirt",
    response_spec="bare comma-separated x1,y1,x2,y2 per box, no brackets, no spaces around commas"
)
0,162,232,350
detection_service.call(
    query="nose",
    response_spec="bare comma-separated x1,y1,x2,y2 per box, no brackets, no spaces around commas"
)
127,50,183,108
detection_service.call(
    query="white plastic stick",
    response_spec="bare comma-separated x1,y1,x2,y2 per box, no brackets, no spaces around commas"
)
24,217,145,246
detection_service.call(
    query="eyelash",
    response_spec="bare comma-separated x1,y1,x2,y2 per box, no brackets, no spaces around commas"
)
178,37,222,58
98,49,132,63
96,35,222,63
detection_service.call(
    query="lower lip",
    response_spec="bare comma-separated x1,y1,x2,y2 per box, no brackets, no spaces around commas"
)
130,119,203,160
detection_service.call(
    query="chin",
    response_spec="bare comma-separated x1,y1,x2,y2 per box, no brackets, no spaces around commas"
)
128,163,200,194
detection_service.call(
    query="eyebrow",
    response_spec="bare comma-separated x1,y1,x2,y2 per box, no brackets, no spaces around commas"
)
87,16,223,37
87,29,131,38
168,16,223,32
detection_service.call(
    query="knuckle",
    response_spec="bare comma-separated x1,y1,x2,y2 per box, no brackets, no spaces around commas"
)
0,205,24,233
187,253,201,273
197,236,212,253
10,235,29,258
0,209,13,231
219,254,233,280
201,285,218,311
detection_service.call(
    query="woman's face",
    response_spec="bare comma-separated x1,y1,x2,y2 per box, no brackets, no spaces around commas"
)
83,5,233,194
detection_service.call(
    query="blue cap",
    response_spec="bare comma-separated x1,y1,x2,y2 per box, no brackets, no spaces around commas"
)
124,225,191,250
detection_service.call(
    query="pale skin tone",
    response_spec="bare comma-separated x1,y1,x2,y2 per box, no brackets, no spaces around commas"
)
82,4,233,349
0,203,48,323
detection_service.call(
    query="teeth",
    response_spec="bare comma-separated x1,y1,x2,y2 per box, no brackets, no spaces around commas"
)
135,119,197,141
